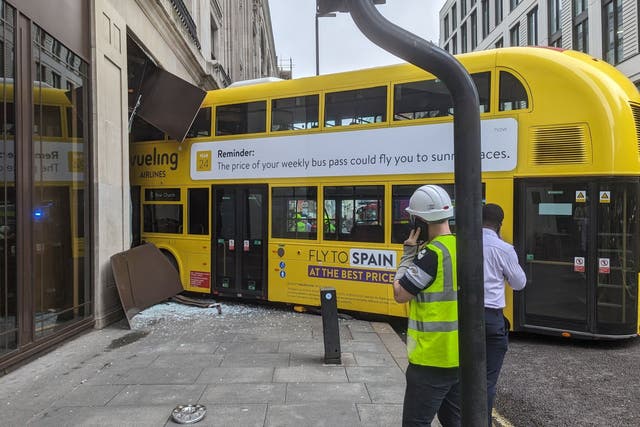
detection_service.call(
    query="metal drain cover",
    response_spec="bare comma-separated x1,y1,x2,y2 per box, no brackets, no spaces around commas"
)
171,404,206,424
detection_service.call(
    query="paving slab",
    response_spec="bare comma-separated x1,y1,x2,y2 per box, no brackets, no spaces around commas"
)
1,302,414,427
285,382,371,404
200,383,286,404
107,384,206,406
265,403,361,427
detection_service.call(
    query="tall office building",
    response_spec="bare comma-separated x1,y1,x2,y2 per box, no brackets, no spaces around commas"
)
440,0,640,87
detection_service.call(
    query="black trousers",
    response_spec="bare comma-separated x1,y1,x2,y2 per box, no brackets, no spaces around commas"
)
485,307,509,426
402,363,461,427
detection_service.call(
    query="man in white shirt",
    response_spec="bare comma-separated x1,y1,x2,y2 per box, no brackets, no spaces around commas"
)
482,203,527,426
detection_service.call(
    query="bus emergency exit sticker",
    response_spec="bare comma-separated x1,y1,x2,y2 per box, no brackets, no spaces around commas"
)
574,257,585,272
599,191,611,203
598,258,610,274
575,191,586,203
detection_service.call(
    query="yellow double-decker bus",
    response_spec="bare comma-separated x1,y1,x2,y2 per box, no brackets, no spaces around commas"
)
130,47,640,339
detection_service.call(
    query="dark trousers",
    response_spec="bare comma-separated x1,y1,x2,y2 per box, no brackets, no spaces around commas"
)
402,363,461,427
485,307,509,426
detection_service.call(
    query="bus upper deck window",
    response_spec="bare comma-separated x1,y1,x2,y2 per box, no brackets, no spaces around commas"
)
185,107,212,138
216,101,266,136
499,71,529,111
472,72,491,113
130,116,165,142
324,86,387,127
394,79,452,120
271,95,319,131
393,71,490,120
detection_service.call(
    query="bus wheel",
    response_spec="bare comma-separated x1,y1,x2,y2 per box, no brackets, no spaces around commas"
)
160,250,179,274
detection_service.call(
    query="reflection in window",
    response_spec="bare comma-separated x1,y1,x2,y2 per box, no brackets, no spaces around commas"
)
143,204,183,233
324,86,386,127
271,187,317,239
32,23,92,338
394,72,491,120
271,95,319,131
185,107,212,138
0,3,15,354
33,104,62,137
499,71,528,111
0,102,14,135
216,101,266,135
324,185,384,243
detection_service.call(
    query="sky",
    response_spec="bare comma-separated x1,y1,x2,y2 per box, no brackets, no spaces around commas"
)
269,0,448,79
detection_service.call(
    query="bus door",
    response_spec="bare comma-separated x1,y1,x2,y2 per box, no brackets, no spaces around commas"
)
516,180,639,337
212,184,268,299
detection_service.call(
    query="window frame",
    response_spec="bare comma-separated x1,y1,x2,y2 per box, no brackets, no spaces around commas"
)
527,6,539,46
323,185,385,243
602,0,623,64
271,186,318,240
548,0,563,47
509,22,520,46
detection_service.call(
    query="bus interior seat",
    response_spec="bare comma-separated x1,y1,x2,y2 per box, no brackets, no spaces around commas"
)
350,224,384,242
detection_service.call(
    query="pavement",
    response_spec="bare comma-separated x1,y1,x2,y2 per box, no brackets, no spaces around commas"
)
0,300,442,427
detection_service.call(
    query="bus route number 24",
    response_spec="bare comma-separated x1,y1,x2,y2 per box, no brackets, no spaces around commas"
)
197,151,211,172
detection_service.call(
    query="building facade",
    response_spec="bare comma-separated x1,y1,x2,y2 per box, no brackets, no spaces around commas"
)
439,0,640,86
0,0,278,372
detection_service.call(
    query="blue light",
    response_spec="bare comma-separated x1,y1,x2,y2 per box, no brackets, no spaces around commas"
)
33,208,44,219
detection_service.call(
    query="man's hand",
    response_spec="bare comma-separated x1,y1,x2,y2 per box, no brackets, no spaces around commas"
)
404,227,421,246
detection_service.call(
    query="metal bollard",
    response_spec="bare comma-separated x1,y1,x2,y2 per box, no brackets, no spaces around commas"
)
320,287,341,364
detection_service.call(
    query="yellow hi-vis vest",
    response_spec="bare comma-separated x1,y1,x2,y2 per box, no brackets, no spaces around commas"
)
406,234,459,368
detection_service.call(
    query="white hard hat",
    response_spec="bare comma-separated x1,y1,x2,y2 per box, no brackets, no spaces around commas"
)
405,185,454,223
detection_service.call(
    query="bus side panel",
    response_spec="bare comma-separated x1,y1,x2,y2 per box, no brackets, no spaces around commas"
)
268,242,408,317
152,238,211,294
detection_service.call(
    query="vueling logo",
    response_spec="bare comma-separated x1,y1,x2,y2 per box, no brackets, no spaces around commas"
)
130,147,178,171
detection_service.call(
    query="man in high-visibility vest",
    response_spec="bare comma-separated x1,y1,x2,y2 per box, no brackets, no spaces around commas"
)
393,184,460,427
290,213,309,232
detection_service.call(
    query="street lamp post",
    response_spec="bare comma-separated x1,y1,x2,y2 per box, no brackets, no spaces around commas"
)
315,12,336,76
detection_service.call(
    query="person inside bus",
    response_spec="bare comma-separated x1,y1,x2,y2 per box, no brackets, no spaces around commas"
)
392,184,460,427
291,213,311,232
482,203,527,426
